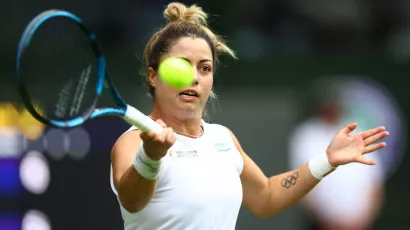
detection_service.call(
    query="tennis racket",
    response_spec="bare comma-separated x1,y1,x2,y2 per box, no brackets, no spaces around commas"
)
16,9,162,132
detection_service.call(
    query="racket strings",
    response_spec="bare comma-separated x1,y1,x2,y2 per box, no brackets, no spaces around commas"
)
19,16,98,122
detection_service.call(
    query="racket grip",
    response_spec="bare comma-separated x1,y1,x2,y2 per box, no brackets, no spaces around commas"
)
124,105,163,133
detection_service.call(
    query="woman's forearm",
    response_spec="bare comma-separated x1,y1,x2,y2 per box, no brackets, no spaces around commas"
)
262,163,329,217
117,165,157,213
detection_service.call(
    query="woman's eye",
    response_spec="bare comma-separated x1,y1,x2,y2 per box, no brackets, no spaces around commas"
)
201,65,212,72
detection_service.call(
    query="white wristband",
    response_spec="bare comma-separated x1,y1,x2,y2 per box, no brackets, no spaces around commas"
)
133,143,162,180
309,154,335,180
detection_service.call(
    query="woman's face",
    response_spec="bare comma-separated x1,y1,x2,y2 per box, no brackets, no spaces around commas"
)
149,36,214,119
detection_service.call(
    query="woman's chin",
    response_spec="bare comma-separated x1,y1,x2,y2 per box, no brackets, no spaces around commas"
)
175,104,203,119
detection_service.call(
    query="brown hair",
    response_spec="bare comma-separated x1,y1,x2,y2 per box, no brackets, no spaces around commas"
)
142,2,236,98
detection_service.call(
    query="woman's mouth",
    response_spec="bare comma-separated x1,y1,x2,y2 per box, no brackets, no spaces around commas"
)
179,89,199,102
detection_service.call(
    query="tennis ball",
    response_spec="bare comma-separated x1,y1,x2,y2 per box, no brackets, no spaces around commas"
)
158,57,194,89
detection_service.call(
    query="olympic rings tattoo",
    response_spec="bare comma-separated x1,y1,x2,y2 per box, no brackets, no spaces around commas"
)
281,172,299,189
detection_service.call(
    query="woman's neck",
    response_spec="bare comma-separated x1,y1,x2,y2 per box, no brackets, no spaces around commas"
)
149,106,203,138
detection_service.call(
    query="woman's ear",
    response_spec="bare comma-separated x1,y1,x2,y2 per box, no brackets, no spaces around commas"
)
148,67,156,88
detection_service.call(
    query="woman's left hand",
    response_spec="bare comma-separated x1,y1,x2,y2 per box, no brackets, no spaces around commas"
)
326,123,389,167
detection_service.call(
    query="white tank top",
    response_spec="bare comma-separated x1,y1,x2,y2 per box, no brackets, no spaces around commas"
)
110,121,244,230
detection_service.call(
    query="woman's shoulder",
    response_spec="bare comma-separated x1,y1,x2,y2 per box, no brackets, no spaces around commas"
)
112,126,142,150
202,121,235,138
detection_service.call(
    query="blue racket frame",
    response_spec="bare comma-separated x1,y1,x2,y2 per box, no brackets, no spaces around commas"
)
16,9,128,129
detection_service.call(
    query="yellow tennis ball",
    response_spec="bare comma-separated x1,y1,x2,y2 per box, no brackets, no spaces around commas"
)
158,57,194,89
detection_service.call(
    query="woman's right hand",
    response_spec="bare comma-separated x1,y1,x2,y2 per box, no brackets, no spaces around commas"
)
140,119,176,161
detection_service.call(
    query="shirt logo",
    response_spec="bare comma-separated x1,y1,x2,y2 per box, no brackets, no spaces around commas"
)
173,150,198,158
214,142,231,152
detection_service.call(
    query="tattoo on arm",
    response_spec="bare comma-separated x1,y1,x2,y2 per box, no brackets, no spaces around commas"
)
281,172,299,189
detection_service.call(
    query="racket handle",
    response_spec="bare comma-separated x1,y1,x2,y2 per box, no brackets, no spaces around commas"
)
124,105,163,133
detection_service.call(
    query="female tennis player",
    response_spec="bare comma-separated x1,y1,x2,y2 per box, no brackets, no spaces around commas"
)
110,2,389,230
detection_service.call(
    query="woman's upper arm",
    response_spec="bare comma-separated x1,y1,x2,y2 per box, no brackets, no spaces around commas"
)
111,130,142,192
226,128,270,215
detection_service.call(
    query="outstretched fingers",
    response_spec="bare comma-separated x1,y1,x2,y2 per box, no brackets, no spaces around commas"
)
341,123,358,134
360,126,386,140
363,130,389,146
362,142,387,155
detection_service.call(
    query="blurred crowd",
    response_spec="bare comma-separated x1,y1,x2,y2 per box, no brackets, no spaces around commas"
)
289,76,406,230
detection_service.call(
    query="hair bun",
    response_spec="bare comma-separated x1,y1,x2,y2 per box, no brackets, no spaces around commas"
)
164,2,208,26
